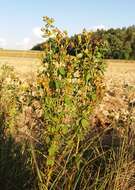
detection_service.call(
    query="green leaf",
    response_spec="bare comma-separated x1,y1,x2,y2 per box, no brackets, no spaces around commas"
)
75,155,82,170
81,118,89,129
49,80,61,89
49,143,58,156
91,93,96,101
55,80,60,89
58,67,66,76
85,73,91,83
78,35,82,43
46,136,51,144
47,157,55,166
60,124,68,134
64,95,72,105
49,80,55,89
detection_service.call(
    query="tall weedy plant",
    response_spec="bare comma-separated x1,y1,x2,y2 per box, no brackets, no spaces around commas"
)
36,16,106,188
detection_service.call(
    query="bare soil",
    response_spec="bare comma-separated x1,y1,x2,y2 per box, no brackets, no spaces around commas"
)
94,60,135,129
0,56,135,128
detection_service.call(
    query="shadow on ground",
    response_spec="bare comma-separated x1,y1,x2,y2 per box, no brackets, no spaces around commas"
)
0,116,35,190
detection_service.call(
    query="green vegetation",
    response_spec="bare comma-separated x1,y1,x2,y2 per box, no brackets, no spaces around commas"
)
94,26,135,59
0,17,135,190
32,25,135,60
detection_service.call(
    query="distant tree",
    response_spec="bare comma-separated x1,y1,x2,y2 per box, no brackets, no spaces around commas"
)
31,43,43,50
32,25,135,60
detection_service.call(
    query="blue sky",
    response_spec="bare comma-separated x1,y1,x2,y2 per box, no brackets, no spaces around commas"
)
0,0,135,49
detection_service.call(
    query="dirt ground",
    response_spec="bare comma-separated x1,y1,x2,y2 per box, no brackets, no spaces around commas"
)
0,57,135,127
94,60,135,128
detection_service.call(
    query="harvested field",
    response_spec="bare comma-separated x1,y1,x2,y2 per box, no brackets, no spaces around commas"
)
0,54,135,124
0,53,135,81
0,54,135,189
0,55,41,79
106,60,135,85
94,60,135,129
0,50,43,58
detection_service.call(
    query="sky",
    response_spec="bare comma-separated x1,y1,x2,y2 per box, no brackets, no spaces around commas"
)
0,0,135,50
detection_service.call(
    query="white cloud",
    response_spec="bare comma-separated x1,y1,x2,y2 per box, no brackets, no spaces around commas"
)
0,26,44,50
14,26,43,49
91,24,107,31
23,37,30,44
16,37,31,49
15,33,43,50
33,27,43,38
0,38,7,48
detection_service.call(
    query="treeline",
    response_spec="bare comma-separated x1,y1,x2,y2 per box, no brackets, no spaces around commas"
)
95,25,135,59
32,25,135,60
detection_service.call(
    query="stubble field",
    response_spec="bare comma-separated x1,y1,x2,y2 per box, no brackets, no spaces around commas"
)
0,51,135,189
0,54,135,82
0,54,134,125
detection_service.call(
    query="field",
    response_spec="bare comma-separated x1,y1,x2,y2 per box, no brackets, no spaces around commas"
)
0,49,43,58
106,59,135,85
0,51,135,189
0,54,135,123
96,60,135,128
0,52,135,126
0,50,42,79
0,53,134,128
0,52,135,81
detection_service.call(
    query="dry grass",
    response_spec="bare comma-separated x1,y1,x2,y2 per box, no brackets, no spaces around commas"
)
0,56,41,79
0,57,135,189
1,56,135,82
0,50,43,79
106,59,135,85
0,55,134,130
0,56,134,112
0,55,134,113
0,49,43,58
